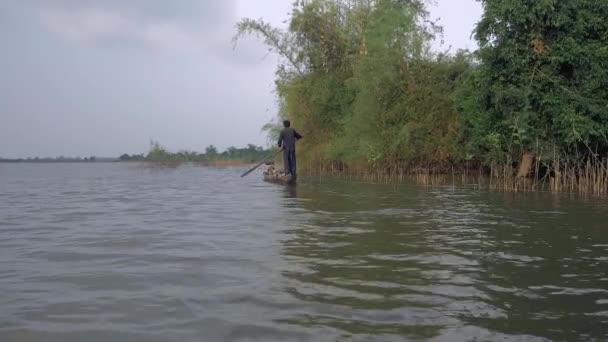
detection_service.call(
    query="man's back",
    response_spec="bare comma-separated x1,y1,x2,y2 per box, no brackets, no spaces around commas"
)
278,127,302,149
278,120,302,176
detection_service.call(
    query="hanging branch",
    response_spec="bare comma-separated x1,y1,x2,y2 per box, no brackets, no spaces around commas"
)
232,18,306,77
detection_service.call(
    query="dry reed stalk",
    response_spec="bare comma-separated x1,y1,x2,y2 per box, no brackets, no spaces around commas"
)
297,156,608,196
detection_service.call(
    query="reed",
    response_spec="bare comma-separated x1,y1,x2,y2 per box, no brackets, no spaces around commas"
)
295,156,608,196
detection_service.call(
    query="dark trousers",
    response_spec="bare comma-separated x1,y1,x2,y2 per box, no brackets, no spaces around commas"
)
283,147,297,176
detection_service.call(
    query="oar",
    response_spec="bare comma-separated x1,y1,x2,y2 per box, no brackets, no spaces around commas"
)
240,149,282,178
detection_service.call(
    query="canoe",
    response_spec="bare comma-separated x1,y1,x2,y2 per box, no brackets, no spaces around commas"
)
263,173,296,185
262,163,296,185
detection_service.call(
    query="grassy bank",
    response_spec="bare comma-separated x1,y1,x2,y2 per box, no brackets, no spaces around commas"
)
292,157,608,197
118,141,274,167
236,0,608,196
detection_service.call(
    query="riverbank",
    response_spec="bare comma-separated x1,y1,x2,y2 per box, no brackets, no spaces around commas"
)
117,159,255,166
117,141,274,166
235,0,608,198
0,159,255,167
0,158,117,163
296,158,608,197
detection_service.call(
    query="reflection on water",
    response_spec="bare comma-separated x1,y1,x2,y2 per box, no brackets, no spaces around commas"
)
278,180,608,341
0,164,607,341
283,184,298,200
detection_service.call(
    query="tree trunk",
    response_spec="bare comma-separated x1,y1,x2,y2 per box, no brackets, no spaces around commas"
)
517,152,535,178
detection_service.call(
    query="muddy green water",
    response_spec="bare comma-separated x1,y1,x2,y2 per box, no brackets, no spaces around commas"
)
1,163,607,341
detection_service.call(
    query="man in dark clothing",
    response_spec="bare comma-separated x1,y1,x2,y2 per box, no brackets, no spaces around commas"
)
277,120,302,177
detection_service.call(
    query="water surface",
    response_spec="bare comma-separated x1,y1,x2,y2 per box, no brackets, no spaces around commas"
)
1,163,607,341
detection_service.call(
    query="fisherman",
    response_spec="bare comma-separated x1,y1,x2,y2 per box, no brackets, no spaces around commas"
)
277,120,302,177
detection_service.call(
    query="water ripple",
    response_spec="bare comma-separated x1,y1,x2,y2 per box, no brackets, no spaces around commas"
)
1,164,607,341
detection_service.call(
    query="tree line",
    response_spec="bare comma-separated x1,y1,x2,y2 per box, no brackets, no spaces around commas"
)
2,143,273,165
0,156,98,163
119,141,273,163
234,0,608,193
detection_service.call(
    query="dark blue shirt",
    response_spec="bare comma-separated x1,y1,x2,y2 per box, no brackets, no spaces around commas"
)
278,127,302,149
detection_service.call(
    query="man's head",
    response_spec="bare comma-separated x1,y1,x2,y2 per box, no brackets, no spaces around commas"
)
283,120,291,128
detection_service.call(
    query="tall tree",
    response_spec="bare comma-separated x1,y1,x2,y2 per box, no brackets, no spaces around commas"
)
459,0,608,166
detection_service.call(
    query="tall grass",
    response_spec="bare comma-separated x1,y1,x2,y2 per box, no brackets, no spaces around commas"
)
288,156,608,196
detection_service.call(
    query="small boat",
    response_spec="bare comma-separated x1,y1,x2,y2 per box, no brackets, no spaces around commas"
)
263,172,296,185
263,164,296,185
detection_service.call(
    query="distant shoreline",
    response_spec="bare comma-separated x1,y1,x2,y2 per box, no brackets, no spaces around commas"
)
0,159,117,163
0,159,257,166
1,142,275,167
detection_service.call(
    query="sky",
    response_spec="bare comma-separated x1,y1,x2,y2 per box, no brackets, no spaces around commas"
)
0,0,482,158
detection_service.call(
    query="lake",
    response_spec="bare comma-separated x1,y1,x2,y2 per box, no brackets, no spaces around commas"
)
1,163,607,341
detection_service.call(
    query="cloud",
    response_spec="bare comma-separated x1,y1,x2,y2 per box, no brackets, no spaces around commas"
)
0,0,295,64
29,0,237,51
38,7,192,51
0,0,483,158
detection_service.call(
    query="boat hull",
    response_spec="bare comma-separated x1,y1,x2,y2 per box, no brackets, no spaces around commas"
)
263,173,296,185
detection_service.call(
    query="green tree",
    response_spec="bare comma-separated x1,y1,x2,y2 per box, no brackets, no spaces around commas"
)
235,0,464,171
459,0,608,165
205,145,218,158
147,141,170,161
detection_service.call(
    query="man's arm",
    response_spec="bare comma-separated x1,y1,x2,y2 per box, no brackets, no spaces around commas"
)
277,131,283,148
294,130,302,140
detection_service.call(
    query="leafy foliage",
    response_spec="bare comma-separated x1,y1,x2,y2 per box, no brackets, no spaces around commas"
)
119,141,273,164
235,0,608,175
459,0,608,162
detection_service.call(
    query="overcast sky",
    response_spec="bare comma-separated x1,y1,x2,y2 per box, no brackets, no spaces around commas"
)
0,0,482,158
